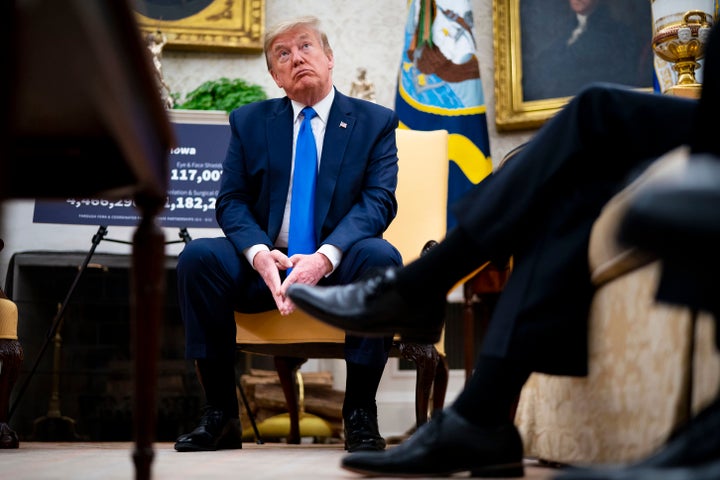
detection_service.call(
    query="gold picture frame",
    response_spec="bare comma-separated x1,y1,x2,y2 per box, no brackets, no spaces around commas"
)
493,0,567,131
493,0,653,132
134,0,265,53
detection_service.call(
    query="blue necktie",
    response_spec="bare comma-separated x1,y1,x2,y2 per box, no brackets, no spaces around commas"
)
288,107,318,261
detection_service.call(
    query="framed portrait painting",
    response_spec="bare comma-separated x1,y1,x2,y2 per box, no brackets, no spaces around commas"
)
493,0,654,131
133,0,265,53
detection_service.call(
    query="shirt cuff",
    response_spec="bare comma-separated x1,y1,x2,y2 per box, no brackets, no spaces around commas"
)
244,244,270,269
318,244,342,275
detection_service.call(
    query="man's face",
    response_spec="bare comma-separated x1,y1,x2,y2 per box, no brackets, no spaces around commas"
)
569,0,598,15
268,26,334,103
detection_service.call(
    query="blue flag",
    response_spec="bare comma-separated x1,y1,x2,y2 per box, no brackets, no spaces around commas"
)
395,0,493,229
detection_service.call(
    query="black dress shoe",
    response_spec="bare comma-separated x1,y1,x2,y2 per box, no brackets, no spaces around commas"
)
555,459,720,480
554,396,720,479
0,423,19,449
287,267,445,344
344,407,386,452
340,407,524,477
174,406,243,452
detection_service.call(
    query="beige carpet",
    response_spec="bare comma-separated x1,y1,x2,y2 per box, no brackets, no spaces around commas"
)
1,442,563,479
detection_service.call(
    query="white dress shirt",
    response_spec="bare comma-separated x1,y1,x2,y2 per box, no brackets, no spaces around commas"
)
567,13,588,46
244,88,342,273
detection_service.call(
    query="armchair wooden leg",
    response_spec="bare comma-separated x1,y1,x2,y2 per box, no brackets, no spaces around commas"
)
131,198,165,480
397,343,440,427
0,242,23,449
274,356,307,444
432,354,449,416
0,338,22,449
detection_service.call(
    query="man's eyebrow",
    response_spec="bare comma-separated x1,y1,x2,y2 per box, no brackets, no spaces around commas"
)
273,33,313,51
271,39,287,52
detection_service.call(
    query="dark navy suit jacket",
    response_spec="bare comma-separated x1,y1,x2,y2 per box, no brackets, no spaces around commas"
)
216,89,399,257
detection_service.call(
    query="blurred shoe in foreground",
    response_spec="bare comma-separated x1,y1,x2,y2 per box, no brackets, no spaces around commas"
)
339,408,524,478
287,267,445,344
557,459,720,480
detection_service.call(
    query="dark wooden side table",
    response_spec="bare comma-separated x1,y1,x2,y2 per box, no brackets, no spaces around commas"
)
3,2,174,479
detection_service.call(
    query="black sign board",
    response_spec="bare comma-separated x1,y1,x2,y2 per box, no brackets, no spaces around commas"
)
33,121,230,228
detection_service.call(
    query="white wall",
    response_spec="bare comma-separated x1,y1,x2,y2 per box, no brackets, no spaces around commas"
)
1,0,536,437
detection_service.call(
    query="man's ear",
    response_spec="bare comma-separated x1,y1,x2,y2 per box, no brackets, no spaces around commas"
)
270,69,283,88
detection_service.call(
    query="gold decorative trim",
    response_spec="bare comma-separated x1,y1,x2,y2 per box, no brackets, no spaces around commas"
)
493,0,653,132
134,0,264,53
493,0,571,132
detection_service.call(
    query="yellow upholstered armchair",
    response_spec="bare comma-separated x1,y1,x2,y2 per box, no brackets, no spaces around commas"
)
0,240,23,449
234,128,451,444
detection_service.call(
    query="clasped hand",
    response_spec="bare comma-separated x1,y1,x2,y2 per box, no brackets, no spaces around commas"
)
253,249,332,315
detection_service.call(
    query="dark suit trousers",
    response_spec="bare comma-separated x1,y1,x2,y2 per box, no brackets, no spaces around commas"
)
452,83,698,376
176,236,401,367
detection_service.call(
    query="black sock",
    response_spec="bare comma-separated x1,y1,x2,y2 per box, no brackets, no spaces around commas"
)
395,227,490,301
452,355,530,427
196,359,239,418
342,362,385,417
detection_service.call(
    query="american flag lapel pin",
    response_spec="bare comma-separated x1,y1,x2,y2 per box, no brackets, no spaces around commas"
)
339,121,347,129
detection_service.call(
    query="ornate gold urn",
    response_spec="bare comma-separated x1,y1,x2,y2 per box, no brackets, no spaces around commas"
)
651,3,715,98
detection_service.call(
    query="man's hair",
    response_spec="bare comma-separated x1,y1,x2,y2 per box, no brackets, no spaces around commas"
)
263,16,333,71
